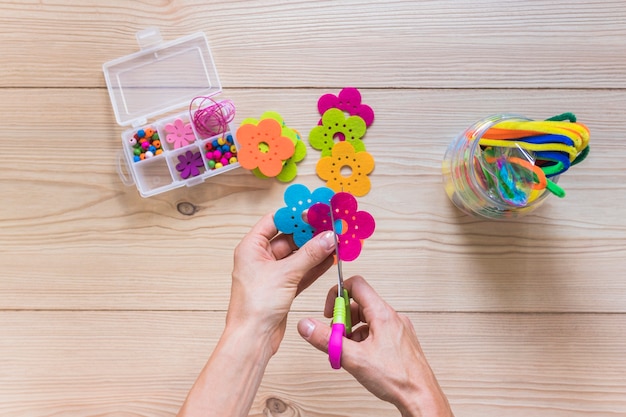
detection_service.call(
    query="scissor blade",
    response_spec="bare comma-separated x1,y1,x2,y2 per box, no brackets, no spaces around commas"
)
328,199,343,297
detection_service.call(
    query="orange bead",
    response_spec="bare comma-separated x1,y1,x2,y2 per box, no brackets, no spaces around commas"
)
152,140,161,149
144,128,155,137
155,149,163,155
139,153,146,160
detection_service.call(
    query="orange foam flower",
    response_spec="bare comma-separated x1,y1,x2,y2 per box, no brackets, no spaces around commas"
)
237,118,295,177
316,141,375,196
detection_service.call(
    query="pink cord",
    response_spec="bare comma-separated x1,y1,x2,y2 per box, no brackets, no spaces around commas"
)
189,96,236,138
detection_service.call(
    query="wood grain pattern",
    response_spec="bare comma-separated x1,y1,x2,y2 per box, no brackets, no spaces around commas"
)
2,312,626,417
1,0,626,415
0,1,626,88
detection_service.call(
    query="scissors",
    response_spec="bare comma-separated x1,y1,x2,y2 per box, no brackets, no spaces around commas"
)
328,201,352,369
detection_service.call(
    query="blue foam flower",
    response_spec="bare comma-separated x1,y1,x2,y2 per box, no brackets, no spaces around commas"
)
274,184,334,247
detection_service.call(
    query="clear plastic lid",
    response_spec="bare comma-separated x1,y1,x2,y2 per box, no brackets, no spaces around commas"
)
103,27,221,127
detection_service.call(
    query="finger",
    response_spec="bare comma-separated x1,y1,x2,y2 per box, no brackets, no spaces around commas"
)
297,318,331,354
348,323,370,342
270,233,298,260
296,254,334,296
343,275,390,318
349,301,365,327
281,231,336,278
247,213,280,242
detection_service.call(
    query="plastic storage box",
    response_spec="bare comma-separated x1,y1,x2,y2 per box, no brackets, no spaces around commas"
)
103,27,239,197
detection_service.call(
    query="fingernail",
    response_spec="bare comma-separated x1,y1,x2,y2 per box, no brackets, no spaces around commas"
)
299,318,316,338
320,231,336,251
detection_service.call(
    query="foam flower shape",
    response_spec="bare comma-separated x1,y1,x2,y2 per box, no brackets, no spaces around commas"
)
318,87,374,127
307,192,375,262
165,118,195,149
237,118,295,177
316,141,375,197
176,150,204,179
309,108,367,157
274,184,334,248
242,112,307,182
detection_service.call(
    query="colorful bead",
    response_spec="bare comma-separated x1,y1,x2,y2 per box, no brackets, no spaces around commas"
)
218,137,226,146
224,151,232,159
205,142,213,150
213,150,222,159
221,144,230,153
208,160,216,169
130,126,164,163
220,157,229,166
212,139,219,148
229,156,238,164
215,162,223,169
230,145,237,153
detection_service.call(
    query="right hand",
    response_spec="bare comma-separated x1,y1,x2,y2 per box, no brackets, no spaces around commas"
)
297,275,454,417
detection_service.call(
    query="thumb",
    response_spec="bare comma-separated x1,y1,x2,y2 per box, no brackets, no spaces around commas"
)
285,231,336,276
297,318,331,353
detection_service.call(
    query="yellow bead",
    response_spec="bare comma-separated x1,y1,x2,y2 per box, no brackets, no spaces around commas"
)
215,162,223,169
218,137,226,146
229,157,237,164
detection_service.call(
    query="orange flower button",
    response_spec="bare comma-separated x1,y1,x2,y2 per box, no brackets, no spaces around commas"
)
237,118,295,177
316,141,375,196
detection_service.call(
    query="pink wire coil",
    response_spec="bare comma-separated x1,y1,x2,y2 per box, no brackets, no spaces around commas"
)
189,96,236,138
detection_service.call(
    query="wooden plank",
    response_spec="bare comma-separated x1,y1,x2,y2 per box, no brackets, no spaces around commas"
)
1,87,625,312
0,1,625,88
1,311,625,416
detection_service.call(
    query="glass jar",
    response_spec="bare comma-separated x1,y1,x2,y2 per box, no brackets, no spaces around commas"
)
442,114,555,219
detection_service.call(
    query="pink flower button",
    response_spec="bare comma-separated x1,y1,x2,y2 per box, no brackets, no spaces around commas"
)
307,191,375,262
318,87,375,127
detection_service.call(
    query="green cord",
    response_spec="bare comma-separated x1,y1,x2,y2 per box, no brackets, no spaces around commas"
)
546,112,577,123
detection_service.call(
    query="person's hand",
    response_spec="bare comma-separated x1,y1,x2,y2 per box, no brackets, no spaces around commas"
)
297,275,454,417
226,213,336,355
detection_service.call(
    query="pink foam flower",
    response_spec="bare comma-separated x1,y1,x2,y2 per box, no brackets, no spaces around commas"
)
165,118,195,149
317,87,374,127
307,191,375,262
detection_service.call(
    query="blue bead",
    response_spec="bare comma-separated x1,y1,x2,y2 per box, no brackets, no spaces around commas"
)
221,144,230,152
133,155,140,162
149,145,156,152
226,134,233,142
137,129,146,138
212,139,219,148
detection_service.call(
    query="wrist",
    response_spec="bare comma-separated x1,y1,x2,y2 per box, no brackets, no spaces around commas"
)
219,322,274,369
396,387,453,417
394,371,453,417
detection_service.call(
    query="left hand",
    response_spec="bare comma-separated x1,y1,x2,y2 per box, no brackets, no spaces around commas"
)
227,213,336,354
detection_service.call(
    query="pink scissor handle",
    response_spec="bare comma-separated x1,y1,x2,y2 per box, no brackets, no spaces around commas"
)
329,322,345,369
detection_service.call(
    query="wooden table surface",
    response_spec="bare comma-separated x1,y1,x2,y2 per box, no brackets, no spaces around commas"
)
2,1,625,416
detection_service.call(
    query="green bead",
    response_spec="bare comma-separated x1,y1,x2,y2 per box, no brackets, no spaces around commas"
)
133,147,142,156
152,132,159,140
208,160,216,169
